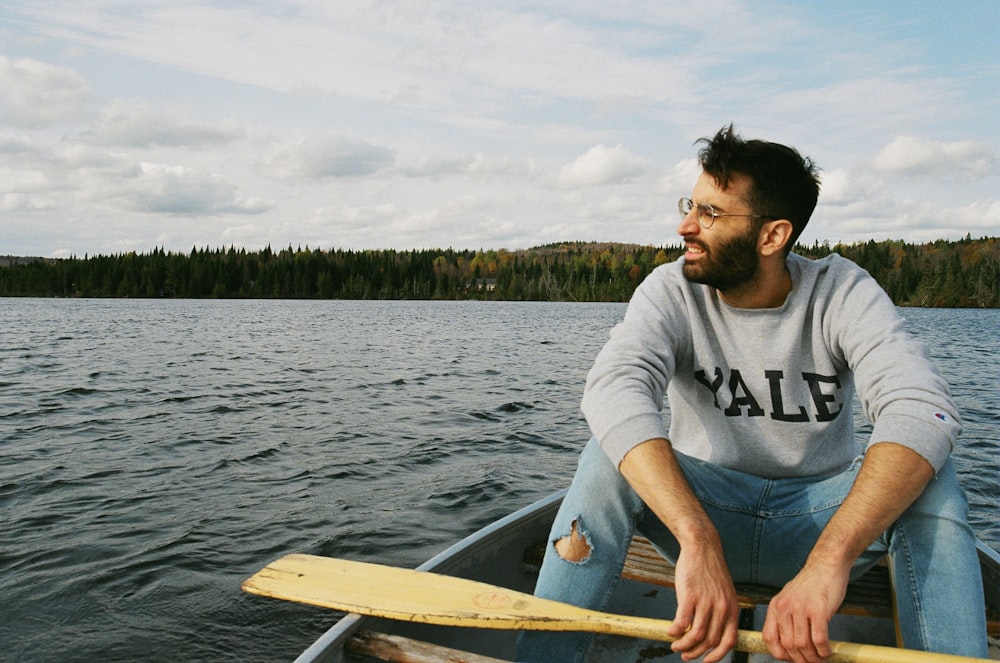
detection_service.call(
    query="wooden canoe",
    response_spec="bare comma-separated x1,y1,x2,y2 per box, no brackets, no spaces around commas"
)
285,490,999,662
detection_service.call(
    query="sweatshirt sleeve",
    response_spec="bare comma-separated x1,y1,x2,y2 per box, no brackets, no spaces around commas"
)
581,267,682,468
825,257,960,472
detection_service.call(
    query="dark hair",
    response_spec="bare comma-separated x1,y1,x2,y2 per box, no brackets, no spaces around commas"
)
697,124,820,252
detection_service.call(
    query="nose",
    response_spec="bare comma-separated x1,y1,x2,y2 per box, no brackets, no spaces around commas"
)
677,207,700,237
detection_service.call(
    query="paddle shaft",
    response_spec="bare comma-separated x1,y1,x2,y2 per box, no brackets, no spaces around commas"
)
243,554,990,663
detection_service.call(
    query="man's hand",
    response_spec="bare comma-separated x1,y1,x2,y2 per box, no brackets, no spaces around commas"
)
762,561,850,662
618,438,741,663
667,543,741,663
759,443,934,662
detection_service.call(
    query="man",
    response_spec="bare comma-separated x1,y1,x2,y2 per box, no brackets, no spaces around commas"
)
517,125,987,662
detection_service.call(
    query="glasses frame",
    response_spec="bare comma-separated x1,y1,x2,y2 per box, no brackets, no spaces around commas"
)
678,197,776,229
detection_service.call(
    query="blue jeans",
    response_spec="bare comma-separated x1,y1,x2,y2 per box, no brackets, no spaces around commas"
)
517,438,988,661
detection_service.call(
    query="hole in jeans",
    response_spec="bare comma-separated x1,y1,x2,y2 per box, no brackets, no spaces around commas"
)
554,518,592,563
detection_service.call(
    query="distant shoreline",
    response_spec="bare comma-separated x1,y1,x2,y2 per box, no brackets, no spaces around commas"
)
2,237,998,308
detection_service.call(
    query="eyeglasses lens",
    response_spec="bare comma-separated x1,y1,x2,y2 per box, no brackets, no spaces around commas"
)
678,198,715,228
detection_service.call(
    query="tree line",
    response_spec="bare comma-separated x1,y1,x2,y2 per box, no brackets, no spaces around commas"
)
1,236,997,307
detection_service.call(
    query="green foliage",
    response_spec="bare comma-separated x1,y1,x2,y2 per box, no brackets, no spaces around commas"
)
1,238,997,307
795,237,1000,308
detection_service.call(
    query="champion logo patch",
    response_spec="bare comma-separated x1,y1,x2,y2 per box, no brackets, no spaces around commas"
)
933,412,949,422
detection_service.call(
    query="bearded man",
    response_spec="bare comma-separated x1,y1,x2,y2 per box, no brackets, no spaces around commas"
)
517,125,987,663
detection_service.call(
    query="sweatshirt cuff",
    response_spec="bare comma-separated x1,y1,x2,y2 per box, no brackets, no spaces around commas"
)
868,412,958,473
595,412,669,469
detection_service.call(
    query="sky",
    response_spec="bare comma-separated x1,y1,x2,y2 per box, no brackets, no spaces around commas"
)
1,1,998,258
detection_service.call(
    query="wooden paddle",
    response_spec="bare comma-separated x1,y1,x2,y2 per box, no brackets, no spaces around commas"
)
243,553,990,663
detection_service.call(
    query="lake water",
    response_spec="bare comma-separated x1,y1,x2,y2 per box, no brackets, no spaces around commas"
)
2,299,997,662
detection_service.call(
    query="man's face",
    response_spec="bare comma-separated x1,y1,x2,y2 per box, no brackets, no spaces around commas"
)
678,172,761,292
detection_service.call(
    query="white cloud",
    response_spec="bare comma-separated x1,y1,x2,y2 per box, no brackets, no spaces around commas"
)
556,144,648,187
2,190,53,211
466,153,538,179
0,134,79,202
304,202,440,249
873,136,996,180
0,131,267,216
825,196,1000,237
817,168,853,205
398,153,538,179
767,76,961,140
657,159,701,196
0,131,37,155
398,155,471,179
88,99,245,148
102,162,271,215
8,3,705,123
809,184,1000,246
817,168,888,207
0,55,89,127
260,136,395,181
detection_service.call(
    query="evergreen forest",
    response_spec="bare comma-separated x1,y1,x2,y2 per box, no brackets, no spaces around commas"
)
1,236,997,308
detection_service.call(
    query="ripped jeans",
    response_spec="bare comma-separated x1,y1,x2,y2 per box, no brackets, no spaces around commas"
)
516,438,987,661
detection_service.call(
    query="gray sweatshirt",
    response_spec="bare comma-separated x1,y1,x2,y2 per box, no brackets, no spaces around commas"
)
582,253,960,479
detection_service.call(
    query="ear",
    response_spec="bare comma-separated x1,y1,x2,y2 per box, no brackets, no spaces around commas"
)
758,219,793,256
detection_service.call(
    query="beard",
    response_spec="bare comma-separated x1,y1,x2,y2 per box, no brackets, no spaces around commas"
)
681,228,760,292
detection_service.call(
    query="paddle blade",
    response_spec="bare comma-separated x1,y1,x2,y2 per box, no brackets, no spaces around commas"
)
242,553,667,637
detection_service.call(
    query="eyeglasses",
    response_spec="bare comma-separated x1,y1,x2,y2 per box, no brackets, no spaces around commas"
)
677,198,775,229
